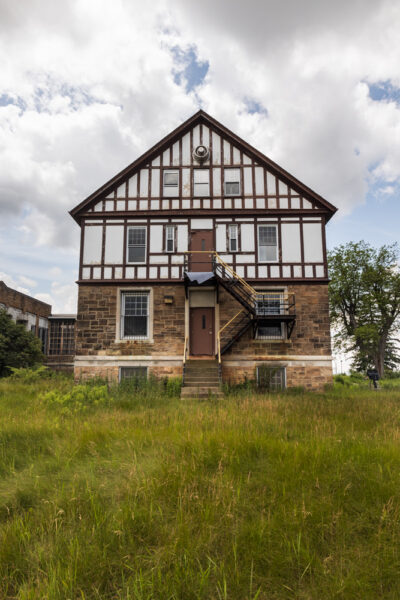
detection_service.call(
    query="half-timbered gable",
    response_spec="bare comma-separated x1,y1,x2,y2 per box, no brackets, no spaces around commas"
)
71,110,336,392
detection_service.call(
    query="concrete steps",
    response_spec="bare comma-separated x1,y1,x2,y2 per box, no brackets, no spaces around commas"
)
181,359,222,399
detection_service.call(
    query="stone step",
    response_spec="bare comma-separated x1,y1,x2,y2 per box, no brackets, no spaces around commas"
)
184,377,220,384
181,387,223,398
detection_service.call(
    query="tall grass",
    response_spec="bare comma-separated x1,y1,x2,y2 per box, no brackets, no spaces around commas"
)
1,375,400,598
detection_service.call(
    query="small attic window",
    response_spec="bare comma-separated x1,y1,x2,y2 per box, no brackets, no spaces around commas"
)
163,170,179,197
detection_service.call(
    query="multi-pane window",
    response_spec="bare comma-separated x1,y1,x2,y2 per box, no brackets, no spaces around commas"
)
193,169,209,196
121,292,149,339
120,366,148,381
256,323,284,340
258,225,278,262
256,291,283,316
224,168,241,195
257,366,286,390
228,224,238,252
127,227,146,263
48,319,75,355
165,225,175,252
163,170,179,196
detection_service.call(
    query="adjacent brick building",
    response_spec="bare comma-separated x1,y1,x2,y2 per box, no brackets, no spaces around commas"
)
0,280,51,351
70,110,337,391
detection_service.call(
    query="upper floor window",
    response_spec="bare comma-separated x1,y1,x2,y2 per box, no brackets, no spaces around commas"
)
256,291,284,316
224,168,241,195
193,169,209,196
228,224,238,252
127,226,146,263
163,170,179,196
258,225,278,262
165,225,175,252
121,292,149,339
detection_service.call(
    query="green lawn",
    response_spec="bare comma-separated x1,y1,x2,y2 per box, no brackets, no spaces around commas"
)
1,375,400,599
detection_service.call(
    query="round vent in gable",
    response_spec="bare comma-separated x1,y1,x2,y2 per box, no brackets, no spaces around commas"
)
192,145,210,163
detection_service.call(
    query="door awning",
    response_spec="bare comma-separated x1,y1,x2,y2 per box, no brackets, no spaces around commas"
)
184,272,215,285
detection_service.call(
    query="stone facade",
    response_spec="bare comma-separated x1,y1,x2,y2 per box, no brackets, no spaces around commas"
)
74,281,332,389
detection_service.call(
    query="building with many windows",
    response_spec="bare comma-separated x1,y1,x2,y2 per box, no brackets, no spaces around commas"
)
70,110,337,392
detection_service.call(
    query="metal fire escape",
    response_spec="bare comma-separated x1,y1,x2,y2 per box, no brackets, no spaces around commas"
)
183,251,296,364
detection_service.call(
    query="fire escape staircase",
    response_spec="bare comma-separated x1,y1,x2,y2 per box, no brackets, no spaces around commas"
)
184,251,296,365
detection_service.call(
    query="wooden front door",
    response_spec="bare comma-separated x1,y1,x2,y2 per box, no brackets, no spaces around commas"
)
189,230,214,272
190,307,215,355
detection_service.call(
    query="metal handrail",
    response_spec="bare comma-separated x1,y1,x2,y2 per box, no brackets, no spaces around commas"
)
217,309,244,364
183,251,295,315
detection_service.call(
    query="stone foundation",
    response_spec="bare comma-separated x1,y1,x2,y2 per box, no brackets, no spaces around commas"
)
222,363,332,391
74,363,182,383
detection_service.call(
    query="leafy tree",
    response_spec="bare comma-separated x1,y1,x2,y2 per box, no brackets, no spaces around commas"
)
0,309,44,377
328,241,400,378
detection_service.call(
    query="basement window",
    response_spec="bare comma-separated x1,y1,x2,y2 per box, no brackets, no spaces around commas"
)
119,366,148,381
257,365,286,390
224,168,241,195
127,226,147,264
121,292,149,339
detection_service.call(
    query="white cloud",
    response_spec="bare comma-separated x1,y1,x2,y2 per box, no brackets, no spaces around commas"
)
1,0,400,305
0,271,30,295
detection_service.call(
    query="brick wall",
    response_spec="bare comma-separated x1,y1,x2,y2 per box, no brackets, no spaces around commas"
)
0,281,51,318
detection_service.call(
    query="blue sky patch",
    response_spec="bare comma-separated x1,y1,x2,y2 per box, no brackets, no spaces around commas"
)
171,45,209,93
244,98,268,116
368,80,400,104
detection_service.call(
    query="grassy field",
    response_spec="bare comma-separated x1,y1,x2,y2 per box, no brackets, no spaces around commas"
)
1,375,400,599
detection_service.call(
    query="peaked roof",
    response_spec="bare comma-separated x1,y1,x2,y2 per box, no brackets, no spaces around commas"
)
70,109,337,222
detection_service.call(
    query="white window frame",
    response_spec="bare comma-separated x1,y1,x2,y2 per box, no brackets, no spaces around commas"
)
165,225,175,253
228,224,239,253
116,288,154,343
120,291,149,340
193,169,210,196
127,226,147,264
255,288,286,340
258,224,278,263
163,170,179,196
224,168,241,196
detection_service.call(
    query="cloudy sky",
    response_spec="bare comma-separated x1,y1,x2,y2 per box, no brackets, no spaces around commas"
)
1,0,400,315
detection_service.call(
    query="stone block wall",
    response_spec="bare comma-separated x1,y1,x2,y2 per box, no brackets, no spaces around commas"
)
219,283,331,358
76,284,186,357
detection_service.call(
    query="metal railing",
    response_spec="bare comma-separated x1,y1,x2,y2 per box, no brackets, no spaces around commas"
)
217,309,244,364
183,251,295,315
182,336,188,384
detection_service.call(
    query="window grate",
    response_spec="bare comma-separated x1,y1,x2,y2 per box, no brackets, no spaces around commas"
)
257,366,285,390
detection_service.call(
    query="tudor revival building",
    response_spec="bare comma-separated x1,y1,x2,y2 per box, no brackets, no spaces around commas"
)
70,110,337,390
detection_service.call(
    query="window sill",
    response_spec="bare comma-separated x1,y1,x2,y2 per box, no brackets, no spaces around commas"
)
116,338,154,344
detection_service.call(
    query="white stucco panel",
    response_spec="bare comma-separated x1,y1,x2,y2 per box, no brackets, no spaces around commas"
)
150,225,163,253
303,223,324,262
83,226,102,265
177,225,188,252
240,224,255,252
191,219,213,229
216,223,226,252
104,226,124,264
281,223,301,263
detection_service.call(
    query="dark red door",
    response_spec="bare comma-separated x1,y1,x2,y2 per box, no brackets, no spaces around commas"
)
190,307,214,355
189,230,214,272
